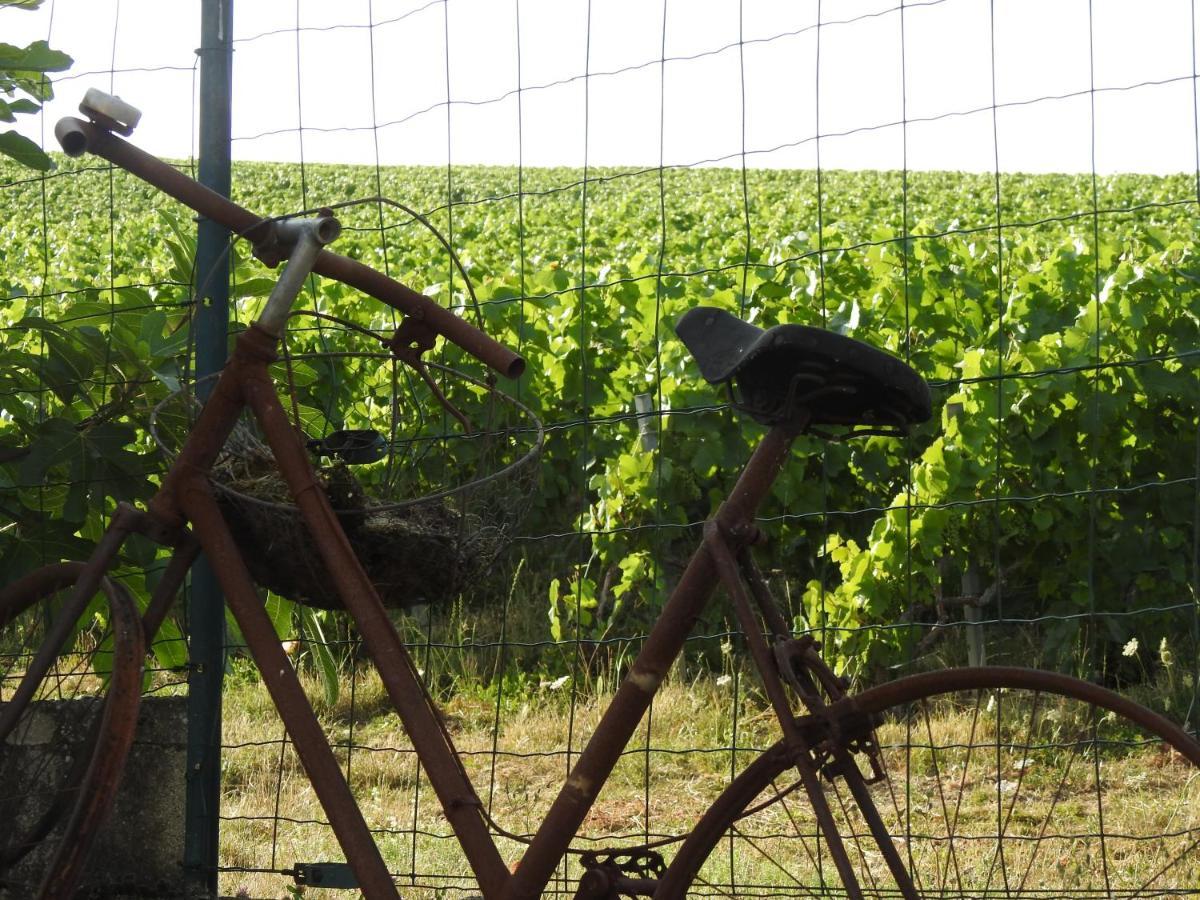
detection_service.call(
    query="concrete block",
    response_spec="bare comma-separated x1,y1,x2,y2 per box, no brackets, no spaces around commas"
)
0,696,192,899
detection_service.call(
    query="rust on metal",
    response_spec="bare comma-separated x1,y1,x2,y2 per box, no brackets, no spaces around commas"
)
0,561,90,624
703,516,871,900
111,500,186,548
180,478,402,900
388,316,438,362
0,563,145,899
0,524,131,742
148,346,250,527
713,423,802,530
241,360,511,898
503,427,798,900
35,576,145,900
315,249,524,378
54,117,525,380
864,666,1200,767
140,535,201,647
34,113,921,900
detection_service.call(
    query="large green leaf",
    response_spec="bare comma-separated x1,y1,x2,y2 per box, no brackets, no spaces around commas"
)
0,97,37,122
298,605,339,707
0,130,51,170
0,40,71,72
265,592,296,640
154,618,188,670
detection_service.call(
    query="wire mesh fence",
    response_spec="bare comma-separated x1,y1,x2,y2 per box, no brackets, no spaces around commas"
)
2,0,1200,897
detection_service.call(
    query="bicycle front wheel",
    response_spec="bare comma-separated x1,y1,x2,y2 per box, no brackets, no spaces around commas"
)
662,667,1200,898
0,562,145,899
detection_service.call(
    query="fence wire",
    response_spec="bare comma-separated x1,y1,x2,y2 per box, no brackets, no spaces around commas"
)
2,0,1200,897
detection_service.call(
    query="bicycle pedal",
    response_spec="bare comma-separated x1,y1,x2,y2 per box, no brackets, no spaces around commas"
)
307,428,388,464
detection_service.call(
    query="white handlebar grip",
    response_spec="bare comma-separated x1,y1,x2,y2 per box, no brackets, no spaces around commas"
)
80,88,142,134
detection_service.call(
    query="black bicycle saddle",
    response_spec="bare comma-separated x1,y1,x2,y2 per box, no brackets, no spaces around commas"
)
676,306,932,431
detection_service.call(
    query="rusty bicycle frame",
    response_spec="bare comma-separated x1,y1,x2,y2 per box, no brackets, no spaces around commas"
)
9,112,923,900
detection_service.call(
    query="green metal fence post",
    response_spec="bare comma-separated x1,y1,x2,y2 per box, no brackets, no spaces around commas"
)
184,0,233,894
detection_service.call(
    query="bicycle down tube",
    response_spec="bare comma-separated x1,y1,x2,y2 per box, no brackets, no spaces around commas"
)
51,111,525,896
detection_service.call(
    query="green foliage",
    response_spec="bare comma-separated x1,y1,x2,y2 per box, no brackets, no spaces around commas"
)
0,153,1196,681
796,224,1200,676
0,2,71,170
297,605,341,708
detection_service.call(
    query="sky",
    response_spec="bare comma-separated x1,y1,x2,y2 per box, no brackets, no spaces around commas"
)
6,0,1200,174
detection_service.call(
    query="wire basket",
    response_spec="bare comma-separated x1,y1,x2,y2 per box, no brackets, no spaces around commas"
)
151,346,543,611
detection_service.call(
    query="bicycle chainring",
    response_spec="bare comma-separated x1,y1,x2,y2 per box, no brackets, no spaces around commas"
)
575,848,666,899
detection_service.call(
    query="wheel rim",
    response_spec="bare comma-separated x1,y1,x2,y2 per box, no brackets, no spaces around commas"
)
663,667,1200,898
0,565,144,897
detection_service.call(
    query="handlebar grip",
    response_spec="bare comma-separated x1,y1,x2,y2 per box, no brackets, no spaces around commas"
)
54,116,525,380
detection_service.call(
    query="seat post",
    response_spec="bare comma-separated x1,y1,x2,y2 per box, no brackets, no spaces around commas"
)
715,422,803,533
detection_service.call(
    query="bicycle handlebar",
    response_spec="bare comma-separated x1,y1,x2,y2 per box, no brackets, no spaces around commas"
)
54,116,525,380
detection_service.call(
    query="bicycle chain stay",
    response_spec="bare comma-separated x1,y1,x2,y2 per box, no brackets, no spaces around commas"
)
728,531,890,786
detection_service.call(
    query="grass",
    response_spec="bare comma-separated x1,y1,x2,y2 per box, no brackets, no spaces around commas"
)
5,578,1199,898
216,656,1200,899
219,658,765,899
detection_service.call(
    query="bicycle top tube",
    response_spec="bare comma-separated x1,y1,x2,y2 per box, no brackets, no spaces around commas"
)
53,113,525,381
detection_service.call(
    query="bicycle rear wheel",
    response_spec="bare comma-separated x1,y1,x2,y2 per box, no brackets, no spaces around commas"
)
0,563,145,899
662,667,1200,898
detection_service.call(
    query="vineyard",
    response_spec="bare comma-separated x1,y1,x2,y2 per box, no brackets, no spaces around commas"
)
2,156,1198,688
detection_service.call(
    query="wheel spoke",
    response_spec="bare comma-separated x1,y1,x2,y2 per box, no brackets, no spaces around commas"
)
769,777,827,885
1089,713,1115,896
830,779,882,894
878,723,924,897
981,689,1042,893
921,698,964,894
728,823,822,897
1014,724,1081,894
664,671,1200,899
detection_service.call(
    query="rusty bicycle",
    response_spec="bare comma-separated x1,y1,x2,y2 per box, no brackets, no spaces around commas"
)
3,91,1200,899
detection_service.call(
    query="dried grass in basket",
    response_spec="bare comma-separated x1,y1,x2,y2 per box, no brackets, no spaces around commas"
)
151,355,542,610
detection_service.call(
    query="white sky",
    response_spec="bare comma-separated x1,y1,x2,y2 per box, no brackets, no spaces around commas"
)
6,0,1200,173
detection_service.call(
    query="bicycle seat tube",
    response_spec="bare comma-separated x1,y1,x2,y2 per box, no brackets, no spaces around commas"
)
505,424,801,900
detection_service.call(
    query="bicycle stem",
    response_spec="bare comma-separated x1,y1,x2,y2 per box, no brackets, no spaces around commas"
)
256,216,341,336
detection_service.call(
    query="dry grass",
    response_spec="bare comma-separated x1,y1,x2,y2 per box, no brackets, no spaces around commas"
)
689,697,1200,898
219,663,760,898
217,664,1200,899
